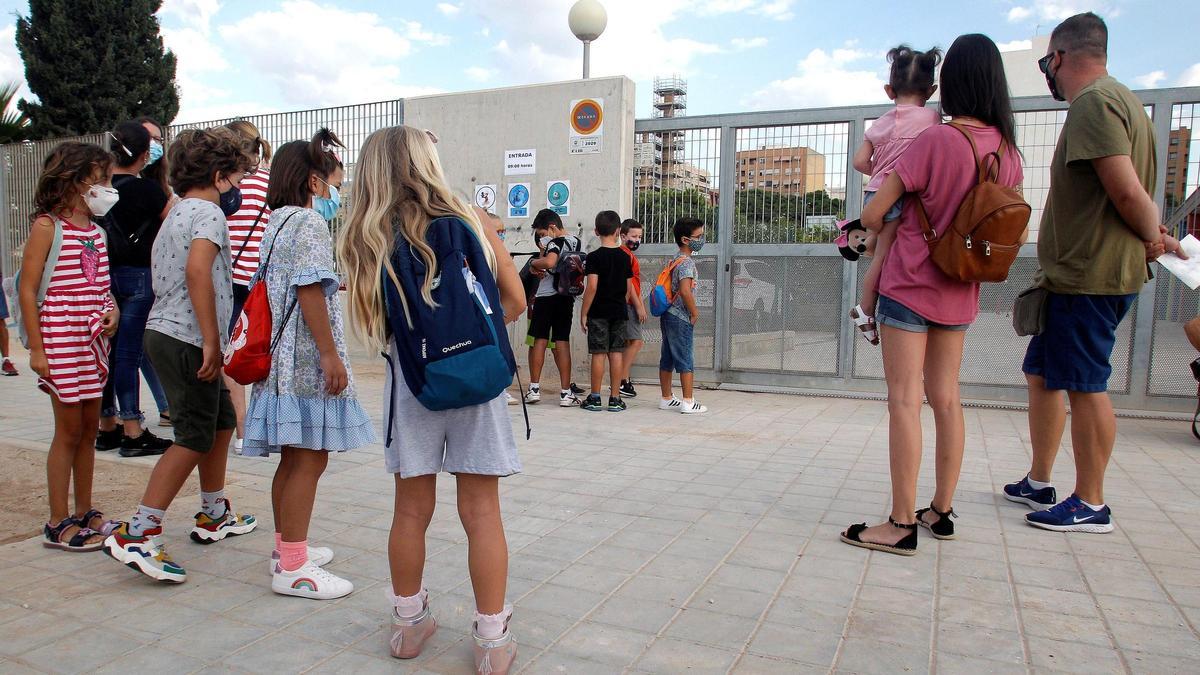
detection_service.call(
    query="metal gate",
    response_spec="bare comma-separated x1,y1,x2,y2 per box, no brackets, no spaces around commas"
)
629,88,1200,413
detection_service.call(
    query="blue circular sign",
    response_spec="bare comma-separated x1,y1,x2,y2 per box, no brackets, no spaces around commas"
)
508,184,529,208
548,181,569,207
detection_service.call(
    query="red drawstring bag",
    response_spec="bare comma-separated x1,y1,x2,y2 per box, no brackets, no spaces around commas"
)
224,212,299,385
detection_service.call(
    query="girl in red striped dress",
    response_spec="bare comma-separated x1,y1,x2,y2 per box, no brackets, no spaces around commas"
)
18,142,121,552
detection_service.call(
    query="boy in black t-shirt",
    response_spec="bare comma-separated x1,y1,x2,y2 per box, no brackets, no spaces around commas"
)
580,210,633,412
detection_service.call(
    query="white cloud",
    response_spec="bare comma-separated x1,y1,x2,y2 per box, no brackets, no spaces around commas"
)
465,66,497,82
159,0,222,34
437,2,462,17
754,0,795,20
1024,1,1117,22
404,21,451,46
1134,70,1167,88
744,46,887,110
0,25,30,102
218,1,441,108
996,39,1032,52
698,0,794,20
731,37,769,51
1179,64,1200,87
1007,6,1032,22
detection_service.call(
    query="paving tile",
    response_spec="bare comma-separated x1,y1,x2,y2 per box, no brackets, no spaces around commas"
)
732,653,827,674
554,620,654,667
19,626,143,674
937,623,1025,664
1025,637,1124,674
635,637,738,674
664,607,758,650
158,615,270,662
0,610,85,657
223,631,340,673
94,645,206,674
306,649,406,674
747,621,840,666
835,636,929,674
589,596,679,634
285,604,384,648
685,582,773,619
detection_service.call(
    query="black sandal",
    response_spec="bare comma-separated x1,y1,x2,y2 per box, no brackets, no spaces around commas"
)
77,509,120,537
840,517,918,556
916,503,957,540
42,517,104,552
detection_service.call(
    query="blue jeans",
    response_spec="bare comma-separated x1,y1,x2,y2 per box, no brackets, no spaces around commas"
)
659,311,695,374
101,267,160,420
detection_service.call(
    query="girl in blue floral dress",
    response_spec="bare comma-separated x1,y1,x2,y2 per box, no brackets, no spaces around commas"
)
243,129,375,600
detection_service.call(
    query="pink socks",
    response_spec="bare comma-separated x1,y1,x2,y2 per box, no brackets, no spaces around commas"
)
475,605,512,640
273,531,282,553
279,539,308,572
389,586,428,619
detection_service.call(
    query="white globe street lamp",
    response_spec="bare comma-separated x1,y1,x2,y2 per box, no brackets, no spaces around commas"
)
568,0,607,79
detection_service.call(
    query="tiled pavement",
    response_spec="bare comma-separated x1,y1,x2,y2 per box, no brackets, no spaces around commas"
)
1,360,1199,674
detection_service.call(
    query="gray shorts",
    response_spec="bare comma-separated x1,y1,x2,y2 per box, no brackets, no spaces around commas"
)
625,304,644,342
382,340,522,478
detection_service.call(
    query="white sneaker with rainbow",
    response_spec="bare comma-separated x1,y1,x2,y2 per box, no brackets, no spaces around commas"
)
271,560,353,600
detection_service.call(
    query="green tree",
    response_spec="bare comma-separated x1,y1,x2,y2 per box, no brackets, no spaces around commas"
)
0,81,30,143
16,0,179,139
634,188,718,244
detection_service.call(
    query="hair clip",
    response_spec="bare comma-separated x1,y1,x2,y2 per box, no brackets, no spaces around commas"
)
424,129,439,144
105,131,134,158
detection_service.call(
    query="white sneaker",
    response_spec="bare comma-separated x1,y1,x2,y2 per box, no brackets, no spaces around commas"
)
559,391,581,407
271,560,353,600
505,391,519,405
680,400,708,414
233,438,244,455
659,397,683,411
524,387,541,404
269,545,334,575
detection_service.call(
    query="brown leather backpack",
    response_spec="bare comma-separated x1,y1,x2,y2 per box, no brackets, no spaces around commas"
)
915,123,1030,283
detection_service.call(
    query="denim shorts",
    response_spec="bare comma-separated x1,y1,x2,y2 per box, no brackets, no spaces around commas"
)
659,311,695,374
864,190,903,222
1022,292,1135,393
876,295,970,333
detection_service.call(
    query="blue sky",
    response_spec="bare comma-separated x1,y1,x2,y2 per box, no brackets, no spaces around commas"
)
0,0,1197,125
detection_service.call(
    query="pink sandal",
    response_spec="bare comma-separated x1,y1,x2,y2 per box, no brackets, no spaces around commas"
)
849,304,880,345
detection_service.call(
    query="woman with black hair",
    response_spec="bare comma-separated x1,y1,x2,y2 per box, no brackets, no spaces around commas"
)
95,119,175,457
841,34,1026,556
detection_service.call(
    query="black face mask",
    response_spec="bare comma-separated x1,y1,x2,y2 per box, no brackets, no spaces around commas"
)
1045,70,1066,102
626,240,641,252
220,185,243,217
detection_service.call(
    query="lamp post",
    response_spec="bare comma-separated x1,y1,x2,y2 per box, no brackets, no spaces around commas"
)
568,0,607,79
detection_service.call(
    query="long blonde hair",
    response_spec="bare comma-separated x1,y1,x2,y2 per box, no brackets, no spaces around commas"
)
339,125,497,348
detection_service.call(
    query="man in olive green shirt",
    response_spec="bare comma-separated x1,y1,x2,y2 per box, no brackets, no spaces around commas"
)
1005,13,1184,534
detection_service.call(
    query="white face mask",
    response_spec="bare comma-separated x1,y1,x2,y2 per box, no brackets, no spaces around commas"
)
83,184,119,217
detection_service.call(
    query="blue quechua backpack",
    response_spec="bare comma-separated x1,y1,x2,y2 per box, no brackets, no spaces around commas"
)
382,217,518,413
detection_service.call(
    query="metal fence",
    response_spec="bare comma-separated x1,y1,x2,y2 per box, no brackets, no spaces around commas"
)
0,99,403,277
630,87,1200,413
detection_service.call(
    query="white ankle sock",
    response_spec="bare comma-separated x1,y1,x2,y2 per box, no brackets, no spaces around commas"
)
1079,498,1106,511
1026,474,1052,490
388,587,427,619
682,398,694,406
475,605,512,640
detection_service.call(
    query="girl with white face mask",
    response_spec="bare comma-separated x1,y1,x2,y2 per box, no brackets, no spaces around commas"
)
17,141,121,552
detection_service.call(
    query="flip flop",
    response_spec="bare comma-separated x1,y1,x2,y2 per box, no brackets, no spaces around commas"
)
849,304,880,345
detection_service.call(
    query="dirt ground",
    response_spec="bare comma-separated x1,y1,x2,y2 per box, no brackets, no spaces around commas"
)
0,444,198,545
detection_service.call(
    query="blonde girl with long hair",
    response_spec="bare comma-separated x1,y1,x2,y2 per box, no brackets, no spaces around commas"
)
339,126,525,674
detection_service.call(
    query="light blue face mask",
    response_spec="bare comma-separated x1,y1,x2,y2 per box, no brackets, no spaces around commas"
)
313,183,340,221
147,140,163,165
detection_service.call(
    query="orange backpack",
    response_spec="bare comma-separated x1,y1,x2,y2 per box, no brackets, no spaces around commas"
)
916,123,1031,283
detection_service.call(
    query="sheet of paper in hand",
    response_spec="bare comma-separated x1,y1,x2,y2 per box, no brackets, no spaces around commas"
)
1157,234,1200,290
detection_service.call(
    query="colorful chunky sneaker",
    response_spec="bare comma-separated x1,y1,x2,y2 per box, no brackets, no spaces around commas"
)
190,498,257,544
269,545,334,575
104,523,186,583
1026,494,1113,534
474,609,517,675
390,602,439,659
1003,475,1057,510
580,394,603,411
271,560,353,600
607,396,627,412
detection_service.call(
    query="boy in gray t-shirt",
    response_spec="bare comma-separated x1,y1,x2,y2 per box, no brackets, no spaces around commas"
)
146,198,233,350
658,218,707,415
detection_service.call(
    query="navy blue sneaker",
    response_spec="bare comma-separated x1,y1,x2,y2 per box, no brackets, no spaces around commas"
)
581,394,604,412
1003,475,1057,510
1026,494,1113,533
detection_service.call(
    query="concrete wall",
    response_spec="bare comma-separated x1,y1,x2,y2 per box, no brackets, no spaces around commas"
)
403,77,638,388
403,76,637,254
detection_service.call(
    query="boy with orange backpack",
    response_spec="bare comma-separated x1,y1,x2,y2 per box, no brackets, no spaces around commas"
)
653,218,707,414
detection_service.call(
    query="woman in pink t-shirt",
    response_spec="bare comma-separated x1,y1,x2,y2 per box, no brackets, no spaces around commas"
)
842,34,1026,556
